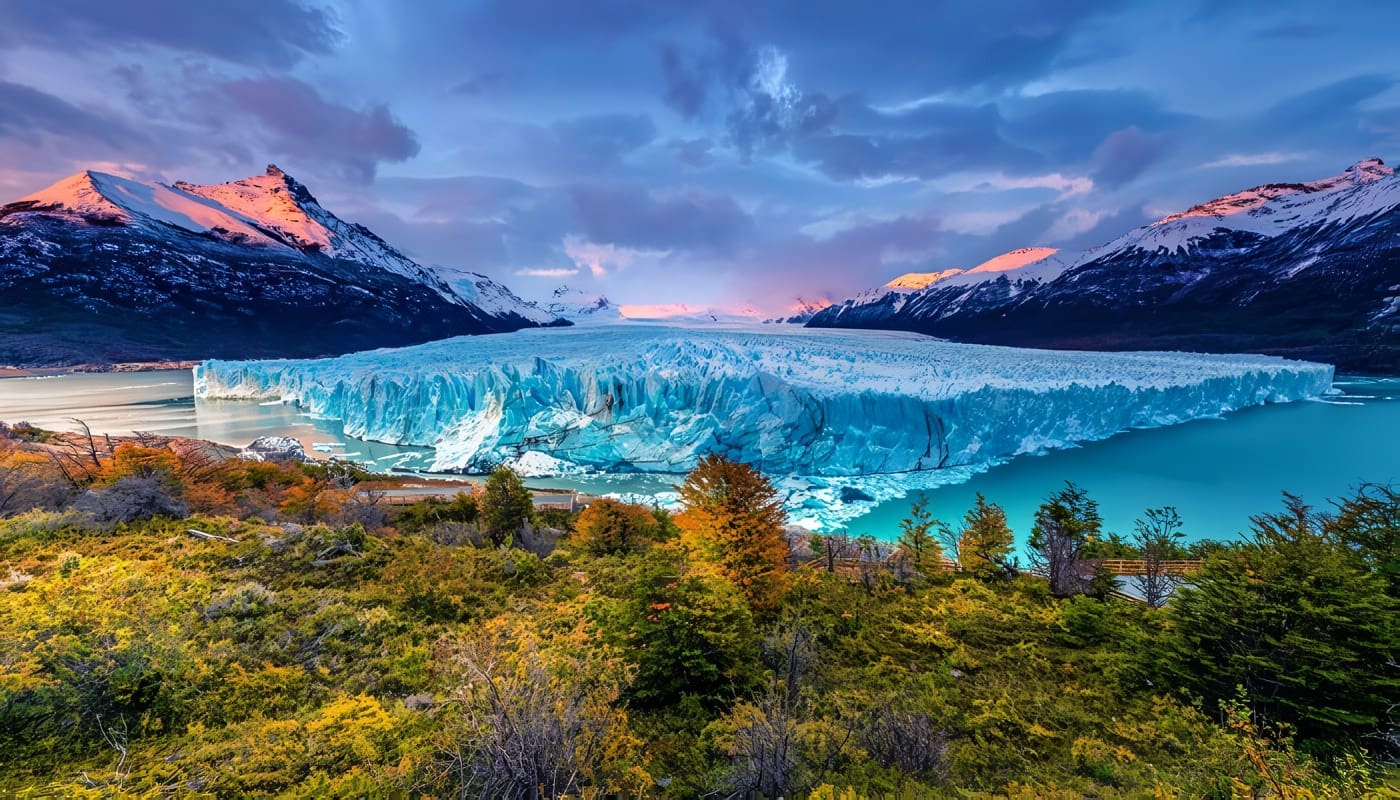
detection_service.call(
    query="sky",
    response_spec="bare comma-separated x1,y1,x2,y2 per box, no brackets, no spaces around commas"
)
3,1,1400,314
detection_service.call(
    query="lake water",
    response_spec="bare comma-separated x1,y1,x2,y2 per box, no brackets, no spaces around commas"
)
1,370,1395,547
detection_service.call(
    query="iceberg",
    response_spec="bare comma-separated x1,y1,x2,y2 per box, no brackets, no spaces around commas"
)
195,325,1333,529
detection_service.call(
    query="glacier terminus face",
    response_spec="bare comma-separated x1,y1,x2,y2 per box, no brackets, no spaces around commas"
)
194,325,1334,529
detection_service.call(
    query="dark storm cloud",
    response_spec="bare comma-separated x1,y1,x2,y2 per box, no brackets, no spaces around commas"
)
1002,90,1195,162
1091,127,1170,188
793,103,1044,183
0,0,340,68
219,77,420,183
568,184,753,253
0,81,144,150
1258,75,1395,132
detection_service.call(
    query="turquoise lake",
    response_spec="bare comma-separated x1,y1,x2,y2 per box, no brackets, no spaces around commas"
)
1,370,1395,549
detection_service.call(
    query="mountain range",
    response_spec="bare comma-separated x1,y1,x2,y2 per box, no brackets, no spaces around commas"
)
0,165,562,366
809,159,1399,372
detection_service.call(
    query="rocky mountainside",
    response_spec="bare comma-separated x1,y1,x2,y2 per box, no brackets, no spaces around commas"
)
809,159,1400,372
0,165,565,366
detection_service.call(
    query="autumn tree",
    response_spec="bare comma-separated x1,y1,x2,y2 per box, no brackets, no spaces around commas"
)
0,447,64,517
676,455,790,615
480,466,533,547
1029,482,1102,596
573,498,657,556
958,493,1016,580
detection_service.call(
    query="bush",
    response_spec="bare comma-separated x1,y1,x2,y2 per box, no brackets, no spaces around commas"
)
72,474,188,524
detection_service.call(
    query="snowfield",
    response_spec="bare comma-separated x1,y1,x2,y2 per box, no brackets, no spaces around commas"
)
195,325,1334,529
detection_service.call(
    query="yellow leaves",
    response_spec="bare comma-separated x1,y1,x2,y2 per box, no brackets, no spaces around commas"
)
809,785,870,800
355,605,392,629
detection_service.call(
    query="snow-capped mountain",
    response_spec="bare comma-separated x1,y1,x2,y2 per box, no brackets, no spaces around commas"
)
0,165,564,366
435,268,564,328
541,285,622,324
810,159,1400,372
763,297,834,324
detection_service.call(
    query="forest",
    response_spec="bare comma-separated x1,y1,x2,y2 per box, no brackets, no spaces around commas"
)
0,421,1395,798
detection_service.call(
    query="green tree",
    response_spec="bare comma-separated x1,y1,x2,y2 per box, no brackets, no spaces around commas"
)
480,466,533,547
1159,493,1399,751
897,499,945,576
587,552,760,709
1130,506,1188,608
958,493,1016,580
676,455,790,615
1029,482,1102,596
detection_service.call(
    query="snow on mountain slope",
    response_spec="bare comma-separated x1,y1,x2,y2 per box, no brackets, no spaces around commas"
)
437,269,563,326
1098,158,1398,258
20,171,271,240
196,324,1332,528
762,297,834,324
884,269,965,290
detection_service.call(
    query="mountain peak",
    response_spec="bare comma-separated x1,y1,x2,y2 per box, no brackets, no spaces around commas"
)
1343,157,1391,183
265,163,287,178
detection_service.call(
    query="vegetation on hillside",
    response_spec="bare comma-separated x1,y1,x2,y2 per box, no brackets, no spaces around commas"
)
0,421,1394,797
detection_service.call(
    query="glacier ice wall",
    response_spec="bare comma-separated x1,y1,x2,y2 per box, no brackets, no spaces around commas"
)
196,325,1333,514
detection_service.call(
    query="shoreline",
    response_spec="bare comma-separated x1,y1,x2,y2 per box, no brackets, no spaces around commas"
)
0,360,202,379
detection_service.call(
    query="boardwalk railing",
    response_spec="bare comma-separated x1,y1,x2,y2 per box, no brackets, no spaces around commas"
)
1090,559,1203,576
802,555,1203,579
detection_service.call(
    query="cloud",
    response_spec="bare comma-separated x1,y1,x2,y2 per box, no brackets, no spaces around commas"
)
1045,207,1109,240
1090,126,1169,188
669,137,715,168
935,171,1094,199
375,175,540,219
563,236,669,277
0,81,144,150
450,72,507,96
567,184,753,253
516,267,581,278
1201,151,1308,168
660,43,707,120
218,77,420,182
547,114,657,167
1002,89,1194,162
0,0,341,68
733,214,943,303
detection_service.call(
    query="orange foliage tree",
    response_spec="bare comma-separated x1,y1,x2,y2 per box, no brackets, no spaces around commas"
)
573,498,657,556
675,455,790,615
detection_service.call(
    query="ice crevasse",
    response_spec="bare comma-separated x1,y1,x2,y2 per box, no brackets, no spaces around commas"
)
195,325,1333,525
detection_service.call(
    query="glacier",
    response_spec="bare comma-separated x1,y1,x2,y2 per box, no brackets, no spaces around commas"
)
194,325,1334,529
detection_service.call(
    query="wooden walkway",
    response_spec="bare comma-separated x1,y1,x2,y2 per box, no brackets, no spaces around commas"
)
1090,559,1202,576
